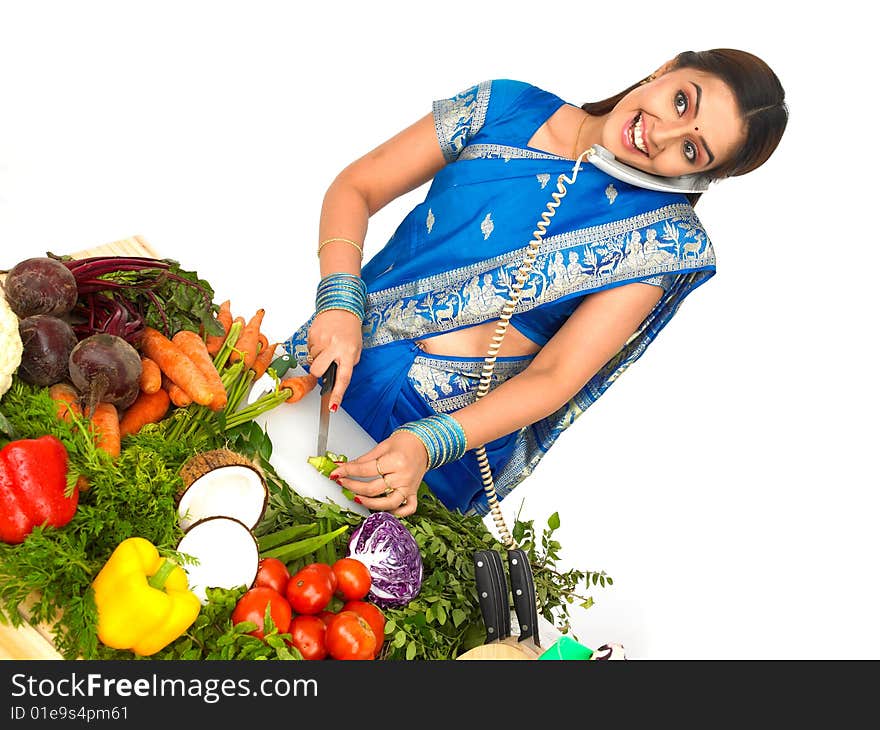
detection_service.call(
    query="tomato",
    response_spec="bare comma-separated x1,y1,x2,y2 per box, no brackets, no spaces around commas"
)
286,566,334,615
254,558,290,595
343,600,385,657
288,615,327,661
325,610,376,660
301,562,337,593
317,610,338,629
331,557,372,601
231,587,292,639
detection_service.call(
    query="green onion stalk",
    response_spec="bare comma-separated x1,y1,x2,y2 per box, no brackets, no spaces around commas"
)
165,321,294,442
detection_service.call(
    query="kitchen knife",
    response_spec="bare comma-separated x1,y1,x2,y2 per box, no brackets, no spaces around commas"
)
473,550,510,644
316,360,337,456
245,352,295,405
507,548,540,651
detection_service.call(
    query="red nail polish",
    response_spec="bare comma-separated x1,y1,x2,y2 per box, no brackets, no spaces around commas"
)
353,497,362,504
330,403,339,413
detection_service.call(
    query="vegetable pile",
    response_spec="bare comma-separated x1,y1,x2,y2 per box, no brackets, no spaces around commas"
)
0,249,612,661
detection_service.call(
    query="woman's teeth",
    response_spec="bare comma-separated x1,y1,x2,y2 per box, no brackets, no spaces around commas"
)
632,113,648,155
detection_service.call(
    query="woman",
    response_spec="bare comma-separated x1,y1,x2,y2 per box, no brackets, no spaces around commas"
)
284,48,788,519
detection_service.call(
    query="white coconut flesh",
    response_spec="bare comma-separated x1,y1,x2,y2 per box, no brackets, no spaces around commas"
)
177,465,267,532
176,516,259,604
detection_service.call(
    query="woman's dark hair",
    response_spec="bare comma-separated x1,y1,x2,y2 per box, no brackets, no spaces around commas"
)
582,48,788,206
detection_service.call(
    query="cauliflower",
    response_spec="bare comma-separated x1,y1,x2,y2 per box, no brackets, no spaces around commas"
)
0,282,24,399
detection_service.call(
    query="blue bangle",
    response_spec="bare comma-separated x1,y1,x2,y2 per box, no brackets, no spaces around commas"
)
315,273,367,321
393,413,468,470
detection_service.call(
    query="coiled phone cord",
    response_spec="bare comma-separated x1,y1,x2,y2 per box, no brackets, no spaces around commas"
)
472,148,595,549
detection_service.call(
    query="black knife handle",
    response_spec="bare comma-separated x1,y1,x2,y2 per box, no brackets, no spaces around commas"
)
507,548,540,647
473,550,510,643
321,361,338,394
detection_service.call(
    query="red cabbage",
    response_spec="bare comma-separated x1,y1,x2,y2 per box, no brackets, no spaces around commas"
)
348,513,423,608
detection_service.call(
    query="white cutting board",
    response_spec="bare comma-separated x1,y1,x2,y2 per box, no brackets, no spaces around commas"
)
254,363,372,517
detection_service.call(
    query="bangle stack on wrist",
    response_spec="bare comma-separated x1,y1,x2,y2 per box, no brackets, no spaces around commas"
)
393,413,468,470
315,273,367,321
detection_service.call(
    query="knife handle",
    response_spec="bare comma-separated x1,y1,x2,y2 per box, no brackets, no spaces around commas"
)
269,353,294,379
321,361,337,394
507,548,540,647
473,550,510,643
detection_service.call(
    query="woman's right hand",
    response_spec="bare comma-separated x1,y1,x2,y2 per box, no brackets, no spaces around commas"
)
306,308,363,411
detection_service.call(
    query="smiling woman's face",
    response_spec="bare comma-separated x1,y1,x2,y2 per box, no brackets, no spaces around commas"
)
600,66,746,179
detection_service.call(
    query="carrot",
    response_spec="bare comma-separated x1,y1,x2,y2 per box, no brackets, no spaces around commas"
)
90,402,121,458
48,383,90,488
230,308,265,370
257,333,269,356
205,299,233,356
163,375,192,408
119,389,171,438
172,330,228,411
139,356,162,395
49,383,82,421
252,341,280,381
280,373,319,404
141,326,214,406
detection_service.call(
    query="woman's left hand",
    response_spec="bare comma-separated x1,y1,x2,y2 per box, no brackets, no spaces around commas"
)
328,431,428,518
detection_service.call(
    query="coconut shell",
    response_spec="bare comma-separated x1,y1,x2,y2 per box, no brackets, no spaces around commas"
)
178,448,264,502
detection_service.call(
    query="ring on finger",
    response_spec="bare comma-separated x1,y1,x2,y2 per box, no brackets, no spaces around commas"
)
399,494,408,507
376,458,385,478
306,352,315,363
381,474,394,496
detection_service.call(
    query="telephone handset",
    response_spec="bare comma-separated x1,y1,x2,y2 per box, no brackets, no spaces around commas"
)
474,144,708,548
588,144,711,194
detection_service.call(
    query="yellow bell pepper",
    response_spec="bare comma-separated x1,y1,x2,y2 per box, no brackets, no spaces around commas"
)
92,537,201,656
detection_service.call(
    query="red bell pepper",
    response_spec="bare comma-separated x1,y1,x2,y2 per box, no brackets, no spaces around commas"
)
0,434,78,544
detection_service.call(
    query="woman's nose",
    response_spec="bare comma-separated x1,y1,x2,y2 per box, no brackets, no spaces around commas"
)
650,118,694,150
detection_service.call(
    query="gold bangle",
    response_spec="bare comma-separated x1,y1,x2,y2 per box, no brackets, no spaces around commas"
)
317,237,364,258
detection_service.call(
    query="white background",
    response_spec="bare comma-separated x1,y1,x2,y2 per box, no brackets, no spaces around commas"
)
1,1,876,659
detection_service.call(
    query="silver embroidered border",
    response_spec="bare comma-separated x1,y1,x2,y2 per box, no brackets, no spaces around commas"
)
458,143,564,162
367,204,699,306
432,80,492,163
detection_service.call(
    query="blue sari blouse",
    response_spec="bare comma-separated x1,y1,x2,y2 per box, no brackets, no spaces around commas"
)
285,79,716,515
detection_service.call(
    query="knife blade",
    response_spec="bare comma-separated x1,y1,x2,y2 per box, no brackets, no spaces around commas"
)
316,360,337,456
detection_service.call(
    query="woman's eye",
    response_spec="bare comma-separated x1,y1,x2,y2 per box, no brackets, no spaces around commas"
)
675,90,688,116
683,140,697,162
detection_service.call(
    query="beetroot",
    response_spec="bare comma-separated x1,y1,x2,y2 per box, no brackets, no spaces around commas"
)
69,334,142,416
17,315,78,387
3,257,78,318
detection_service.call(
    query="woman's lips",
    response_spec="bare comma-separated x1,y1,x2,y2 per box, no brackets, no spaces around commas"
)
622,112,639,154
622,112,649,157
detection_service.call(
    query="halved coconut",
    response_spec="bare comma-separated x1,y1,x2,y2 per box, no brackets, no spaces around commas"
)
177,464,268,531
178,448,261,500
176,516,259,604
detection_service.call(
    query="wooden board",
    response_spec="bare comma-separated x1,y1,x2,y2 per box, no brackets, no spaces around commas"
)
0,234,157,660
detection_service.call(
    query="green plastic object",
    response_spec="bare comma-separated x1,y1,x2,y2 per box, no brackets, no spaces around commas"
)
538,636,594,660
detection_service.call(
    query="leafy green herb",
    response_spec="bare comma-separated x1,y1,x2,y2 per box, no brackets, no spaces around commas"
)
0,377,199,658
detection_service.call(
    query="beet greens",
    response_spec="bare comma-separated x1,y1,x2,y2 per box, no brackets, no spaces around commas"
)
50,254,224,346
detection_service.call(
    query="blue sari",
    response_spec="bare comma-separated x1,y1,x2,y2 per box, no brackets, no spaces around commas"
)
284,79,716,516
